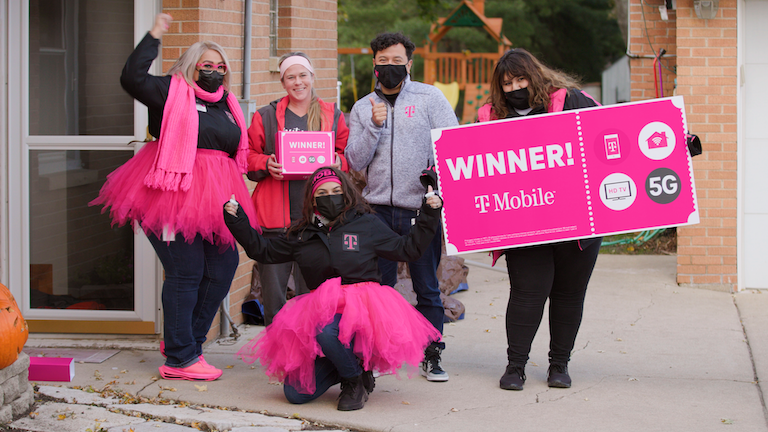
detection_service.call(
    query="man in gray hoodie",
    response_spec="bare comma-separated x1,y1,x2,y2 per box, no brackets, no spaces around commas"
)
346,32,459,382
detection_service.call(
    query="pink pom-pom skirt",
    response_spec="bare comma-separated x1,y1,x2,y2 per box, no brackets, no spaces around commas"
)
89,142,259,249
238,277,442,394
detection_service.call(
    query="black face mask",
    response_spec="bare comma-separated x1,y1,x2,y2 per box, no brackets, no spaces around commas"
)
374,64,408,90
196,70,224,93
315,194,345,221
505,87,531,110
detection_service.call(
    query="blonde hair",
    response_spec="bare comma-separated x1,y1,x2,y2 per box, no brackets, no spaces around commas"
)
279,52,326,131
167,41,232,91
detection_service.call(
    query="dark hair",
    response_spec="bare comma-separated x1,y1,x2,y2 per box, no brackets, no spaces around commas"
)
370,32,416,60
487,48,581,119
288,166,372,235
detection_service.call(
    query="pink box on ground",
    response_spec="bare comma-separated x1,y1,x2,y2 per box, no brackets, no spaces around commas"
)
28,357,75,382
276,131,335,180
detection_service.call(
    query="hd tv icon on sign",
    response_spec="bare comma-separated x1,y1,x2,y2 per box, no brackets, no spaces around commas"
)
605,181,632,201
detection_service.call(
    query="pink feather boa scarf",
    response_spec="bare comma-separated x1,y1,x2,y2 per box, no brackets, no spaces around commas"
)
144,74,248,191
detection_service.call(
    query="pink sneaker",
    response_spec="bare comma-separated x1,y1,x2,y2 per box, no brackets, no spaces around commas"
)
197,356,217,369
159,362,222,381
160,341,215,369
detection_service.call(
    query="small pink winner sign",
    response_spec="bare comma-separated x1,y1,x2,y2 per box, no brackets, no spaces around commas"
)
431,96,699,255
277,131,335,180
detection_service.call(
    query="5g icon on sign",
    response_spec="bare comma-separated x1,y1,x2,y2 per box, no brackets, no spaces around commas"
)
645,168,681,204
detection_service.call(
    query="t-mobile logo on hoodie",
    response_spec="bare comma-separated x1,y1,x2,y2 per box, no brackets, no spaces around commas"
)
404,106,415,117
343,233,359,251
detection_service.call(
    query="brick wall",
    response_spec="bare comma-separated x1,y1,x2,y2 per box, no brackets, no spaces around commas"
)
674,0,738,290
275,0,339,102
161,0,338,107
249,0,339,105
158,1,339,339
249,0,283,103
161,1,245,96
628,0,677,100
628,0,738,291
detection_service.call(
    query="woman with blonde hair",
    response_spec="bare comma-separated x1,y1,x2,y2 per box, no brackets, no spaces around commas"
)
90,13,260,381
478,48,601,391
245,51,349,326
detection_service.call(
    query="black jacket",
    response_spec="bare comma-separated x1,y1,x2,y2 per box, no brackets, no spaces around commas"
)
224,204,441,290
120,33,240,156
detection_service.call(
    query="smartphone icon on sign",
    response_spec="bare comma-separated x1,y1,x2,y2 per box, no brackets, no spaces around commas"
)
604,134,621,160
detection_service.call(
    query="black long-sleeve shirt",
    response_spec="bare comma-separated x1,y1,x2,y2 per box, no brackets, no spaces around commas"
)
224,204,441,290
120,33,241,157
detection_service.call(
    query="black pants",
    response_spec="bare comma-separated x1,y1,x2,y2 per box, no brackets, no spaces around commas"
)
504,238,601,366
373,205,445,348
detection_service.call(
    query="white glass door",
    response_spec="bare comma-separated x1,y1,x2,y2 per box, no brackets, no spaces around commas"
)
9,0,160,331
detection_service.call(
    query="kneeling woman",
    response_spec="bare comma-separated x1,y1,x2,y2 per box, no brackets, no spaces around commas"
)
224,167,443,411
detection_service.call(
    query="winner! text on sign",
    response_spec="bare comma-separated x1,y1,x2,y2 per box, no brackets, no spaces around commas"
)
431,96,699,256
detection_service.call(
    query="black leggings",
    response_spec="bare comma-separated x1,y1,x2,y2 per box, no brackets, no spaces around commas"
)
504,238,601,366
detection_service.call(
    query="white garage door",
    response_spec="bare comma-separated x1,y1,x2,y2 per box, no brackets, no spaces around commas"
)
743,0,768,288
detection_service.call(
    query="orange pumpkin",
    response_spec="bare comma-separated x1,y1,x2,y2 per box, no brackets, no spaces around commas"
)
0,283,29,369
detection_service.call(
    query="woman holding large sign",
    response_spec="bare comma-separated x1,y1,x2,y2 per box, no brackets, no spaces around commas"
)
478,48,601,391
246,52,349,326
224,166,443,411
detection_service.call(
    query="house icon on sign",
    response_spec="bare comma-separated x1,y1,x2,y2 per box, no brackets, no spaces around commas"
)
647,131,668,149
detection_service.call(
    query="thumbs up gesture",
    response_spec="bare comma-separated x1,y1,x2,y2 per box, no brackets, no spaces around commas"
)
425,186,442,209
224,194,239,217
370,97,387,127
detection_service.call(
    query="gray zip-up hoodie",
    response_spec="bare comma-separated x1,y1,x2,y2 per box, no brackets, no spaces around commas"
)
346,76,459,210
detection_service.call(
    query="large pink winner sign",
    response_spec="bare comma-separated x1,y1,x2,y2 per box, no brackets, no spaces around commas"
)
431,96,699,255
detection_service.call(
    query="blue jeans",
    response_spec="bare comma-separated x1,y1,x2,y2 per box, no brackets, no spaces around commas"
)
284,314,362,404
373,205,444,349
147,233,238,368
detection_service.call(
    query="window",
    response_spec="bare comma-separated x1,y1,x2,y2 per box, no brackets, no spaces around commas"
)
269,0,278,58
28,0,134,136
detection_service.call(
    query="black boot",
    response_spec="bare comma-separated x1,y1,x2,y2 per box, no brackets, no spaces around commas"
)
499,363,526,390
547,363,571,388
338,374,368,411
362,369,375,394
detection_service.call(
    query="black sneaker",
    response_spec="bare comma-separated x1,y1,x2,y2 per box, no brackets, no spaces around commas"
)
362,369,375,394
499,364,526,390
547,363,571,388
420,345,449,382
337,374,368,411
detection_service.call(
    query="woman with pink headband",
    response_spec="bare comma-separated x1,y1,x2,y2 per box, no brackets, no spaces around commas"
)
224,166,444,411
245,52,350,327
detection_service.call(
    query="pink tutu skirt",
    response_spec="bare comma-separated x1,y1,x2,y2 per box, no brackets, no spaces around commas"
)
89,142,260,249
238,277,442,394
